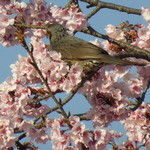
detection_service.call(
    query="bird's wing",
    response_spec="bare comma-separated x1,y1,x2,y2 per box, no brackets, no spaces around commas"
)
51,36,143,66
51,36,108,59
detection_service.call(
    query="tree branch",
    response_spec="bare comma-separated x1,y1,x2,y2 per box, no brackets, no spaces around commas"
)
81,26,150,62
15,23,150,62
65,0,79,7
15,141,26,150
75,113,89,120
86,3,102,19
80,0,141,15
131,81,150,111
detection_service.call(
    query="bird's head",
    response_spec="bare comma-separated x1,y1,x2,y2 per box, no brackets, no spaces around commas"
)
46,23,69,44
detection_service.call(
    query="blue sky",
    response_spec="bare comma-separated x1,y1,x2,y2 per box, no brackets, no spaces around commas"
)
0,0,150,149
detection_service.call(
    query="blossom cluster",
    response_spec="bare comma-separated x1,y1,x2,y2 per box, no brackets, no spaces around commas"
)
10,37,83,92
0,36,84,148
0,77,51,149
49,116,122,150
121,103,150,149
79,65,148,128
0,0,87,47
0,37,83,149
103,7,150,55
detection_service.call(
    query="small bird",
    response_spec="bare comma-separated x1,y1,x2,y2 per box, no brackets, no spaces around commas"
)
46,23,142,73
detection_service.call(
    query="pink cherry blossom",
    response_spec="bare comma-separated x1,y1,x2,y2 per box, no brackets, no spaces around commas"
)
79,64,148,127
50,4,88,31
51,117,69,150
0,116,17,150
69,116,80,126
10,55,40,84
0,1,88,47
131,25,150,50
120,141,138,150
138,64,150,81
141,7,150,22
90,39,103,48
105,24,126,41
26,127,50,144
145,140,150,150
0,14,17,46
52,116,122,150
121,103,150,144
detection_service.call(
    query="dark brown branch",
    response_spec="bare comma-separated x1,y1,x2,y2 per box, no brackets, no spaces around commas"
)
81,26,150,62
131,81,150,111
15,133,26,150
80,0,141,15
62,70,97,105
65,0,79,7
18,133,26,141
29,93,52,104
15,141,26,150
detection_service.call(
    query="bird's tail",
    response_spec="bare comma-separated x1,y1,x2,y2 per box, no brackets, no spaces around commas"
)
68,54,146,66
95,54,146,66
64,56,147,74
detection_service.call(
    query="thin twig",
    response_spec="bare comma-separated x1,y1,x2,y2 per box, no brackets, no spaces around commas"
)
131,81,150,111
75,113,89,120
14,23,46,29
18,133,26,141
86,3,102,19
29,94,52,104
116,53,150,61
65,0,79,7
15,141,26,150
